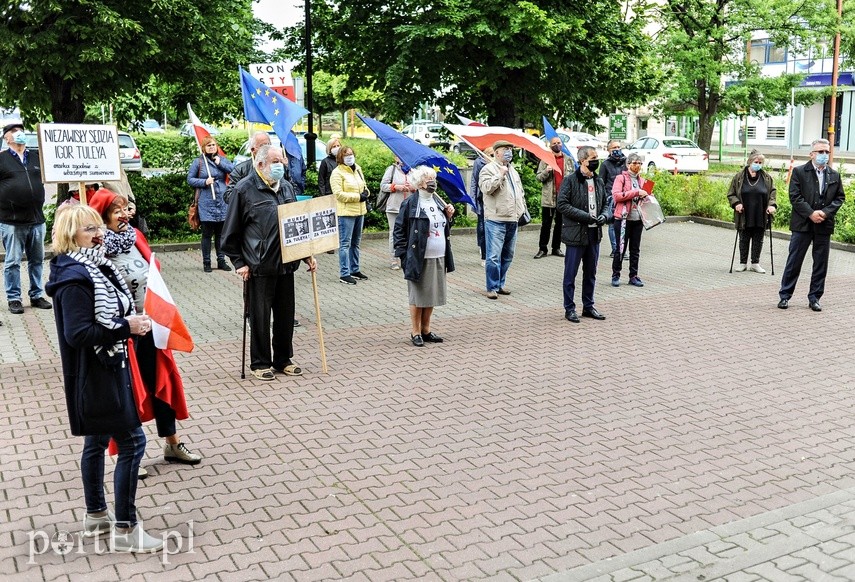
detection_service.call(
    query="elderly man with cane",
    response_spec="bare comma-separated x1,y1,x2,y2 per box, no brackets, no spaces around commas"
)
221,145,317,381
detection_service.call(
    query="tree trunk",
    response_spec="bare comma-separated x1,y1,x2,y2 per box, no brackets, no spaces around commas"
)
695,80,720,152
45,74,85,123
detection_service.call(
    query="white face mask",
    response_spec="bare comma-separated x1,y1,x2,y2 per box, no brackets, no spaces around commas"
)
343,155,355,166
331,146,340,157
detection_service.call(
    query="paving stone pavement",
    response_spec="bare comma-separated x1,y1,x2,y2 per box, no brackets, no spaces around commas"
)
2,222,855,581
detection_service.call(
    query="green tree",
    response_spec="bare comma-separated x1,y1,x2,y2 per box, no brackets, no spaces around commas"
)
283,0,658,128
652,0,837,151
0,0,262,124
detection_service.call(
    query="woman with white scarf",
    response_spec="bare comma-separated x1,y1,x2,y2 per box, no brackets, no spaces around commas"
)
46,204,163,552
392,166,456,347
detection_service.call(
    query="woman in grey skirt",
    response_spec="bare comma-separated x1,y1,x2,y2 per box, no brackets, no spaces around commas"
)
393,166,456,347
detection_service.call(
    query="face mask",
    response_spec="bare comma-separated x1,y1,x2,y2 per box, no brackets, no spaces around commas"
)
425,180,437,193
550,145,562,153
610,149,625,160
331,146,340,157
502,150,513,162
586,159,600,172
12,131,26,145
815,153,829,166
750,162,762,172
343,155,355,166
269,163,285,181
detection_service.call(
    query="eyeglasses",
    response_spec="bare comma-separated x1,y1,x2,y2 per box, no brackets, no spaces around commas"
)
79,225,105,234
813,150,830,154
628,161,642,165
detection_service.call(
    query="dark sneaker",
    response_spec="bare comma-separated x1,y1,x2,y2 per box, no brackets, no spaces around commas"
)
629,277,644,287
30,297,52,310
8,300,24,314
340,276,357,285
351,272,368,280
217,259,232,272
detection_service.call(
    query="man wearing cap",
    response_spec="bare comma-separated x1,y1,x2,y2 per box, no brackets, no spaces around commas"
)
0,122,51,314
478,140,527,299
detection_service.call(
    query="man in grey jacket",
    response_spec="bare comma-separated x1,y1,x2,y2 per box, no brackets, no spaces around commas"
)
478,140,527,300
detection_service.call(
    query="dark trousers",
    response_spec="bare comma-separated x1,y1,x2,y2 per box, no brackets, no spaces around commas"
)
612,219,643,278
476,212,486,260
563,229,600,312
248,273,295,370
739,227,765,264
201,221,225,264
538,207,563,252
779,230,831,303
134,332,176,438
82,427,146,528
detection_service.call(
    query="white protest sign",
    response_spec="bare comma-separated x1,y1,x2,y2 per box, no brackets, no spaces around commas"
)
248,62,296,102
37,123,121,183
278,195,338,262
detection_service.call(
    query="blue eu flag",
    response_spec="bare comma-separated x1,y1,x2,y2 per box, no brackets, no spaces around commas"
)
239,66,308,161
357,114,475,208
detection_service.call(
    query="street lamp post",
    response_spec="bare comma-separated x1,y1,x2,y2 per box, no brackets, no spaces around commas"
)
304,0,316,166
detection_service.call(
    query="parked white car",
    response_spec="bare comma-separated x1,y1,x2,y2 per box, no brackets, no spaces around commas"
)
400,121,450,149
539,131,607,160
626,136,709,173
117,132,142,172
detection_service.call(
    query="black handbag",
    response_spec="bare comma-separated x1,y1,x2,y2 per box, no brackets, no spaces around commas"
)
518,206,531,227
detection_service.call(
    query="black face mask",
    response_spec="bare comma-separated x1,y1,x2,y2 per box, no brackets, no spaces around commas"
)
550,145,562,153
425,181,437,193
586,159,600,172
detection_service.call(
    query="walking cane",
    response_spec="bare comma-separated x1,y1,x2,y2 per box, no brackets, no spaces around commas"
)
729,227,739,273
768,216,774,276
240,279,248,379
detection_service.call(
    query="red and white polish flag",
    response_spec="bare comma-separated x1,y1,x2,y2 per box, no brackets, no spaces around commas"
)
144,253,194,353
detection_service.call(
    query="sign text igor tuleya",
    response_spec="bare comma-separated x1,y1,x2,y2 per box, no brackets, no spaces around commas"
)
37,123,121,183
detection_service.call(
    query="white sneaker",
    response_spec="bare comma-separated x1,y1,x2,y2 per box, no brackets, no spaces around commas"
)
164,442,202,465
83,510,115,537
111,523,164,552
735,263,747,272
750,263,766,273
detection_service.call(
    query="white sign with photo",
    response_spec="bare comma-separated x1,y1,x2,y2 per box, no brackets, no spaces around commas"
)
278,195,338,262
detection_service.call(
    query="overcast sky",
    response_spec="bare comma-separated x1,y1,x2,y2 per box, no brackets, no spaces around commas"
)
254,0,303,49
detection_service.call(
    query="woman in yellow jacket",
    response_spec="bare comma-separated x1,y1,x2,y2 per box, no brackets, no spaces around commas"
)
330,145,370,285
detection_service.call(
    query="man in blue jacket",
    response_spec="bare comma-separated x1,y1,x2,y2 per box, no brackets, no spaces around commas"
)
0,122,52,314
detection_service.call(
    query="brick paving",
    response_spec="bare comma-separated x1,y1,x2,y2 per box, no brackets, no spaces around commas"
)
2,222,855,581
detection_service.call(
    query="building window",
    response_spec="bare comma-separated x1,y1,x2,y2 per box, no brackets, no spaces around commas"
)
746,126,757,139
767,127,786,140
750,39,787,64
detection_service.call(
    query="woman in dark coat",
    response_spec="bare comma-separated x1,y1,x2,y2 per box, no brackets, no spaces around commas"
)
393,166,455,347
46,204,163,552
187,135,234,272
726,149,777,273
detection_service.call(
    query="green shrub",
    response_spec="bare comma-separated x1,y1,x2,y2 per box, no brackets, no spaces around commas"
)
127,171,198,242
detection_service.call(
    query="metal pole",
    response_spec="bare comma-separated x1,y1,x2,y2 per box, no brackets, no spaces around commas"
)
829,0,843,166
304,0,316,166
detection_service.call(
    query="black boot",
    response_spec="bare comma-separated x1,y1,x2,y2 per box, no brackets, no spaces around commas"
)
217,258,232,271
203,261,212,273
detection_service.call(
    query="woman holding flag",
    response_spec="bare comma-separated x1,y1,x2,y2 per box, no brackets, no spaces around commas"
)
88,189,201,471
187,135,234,273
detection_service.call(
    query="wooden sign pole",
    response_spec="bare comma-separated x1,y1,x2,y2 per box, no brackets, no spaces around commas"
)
79,181,88,205
309,258,328,374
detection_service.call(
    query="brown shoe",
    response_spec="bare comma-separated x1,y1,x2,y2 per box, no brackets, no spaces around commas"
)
497,288,511,295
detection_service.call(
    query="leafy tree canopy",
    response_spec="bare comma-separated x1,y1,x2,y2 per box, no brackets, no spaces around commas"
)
0,0,264,124
283,0,659,128
650,0,837,150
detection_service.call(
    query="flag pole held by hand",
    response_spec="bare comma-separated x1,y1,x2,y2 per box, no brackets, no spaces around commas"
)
241,279,248,379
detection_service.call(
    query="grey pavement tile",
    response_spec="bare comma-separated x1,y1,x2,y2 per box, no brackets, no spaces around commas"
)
6,223,855,580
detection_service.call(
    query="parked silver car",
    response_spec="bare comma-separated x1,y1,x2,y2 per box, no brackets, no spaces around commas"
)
118,132,142,172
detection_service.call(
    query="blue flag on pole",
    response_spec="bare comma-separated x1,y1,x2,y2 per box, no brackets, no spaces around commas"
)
357,114,476,208
239,66,308,160
542,116,575,162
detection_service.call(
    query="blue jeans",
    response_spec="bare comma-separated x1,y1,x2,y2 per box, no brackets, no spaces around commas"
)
608,221,617,254
0,222,46,302
563,229,600,312
484,220,518,292
81,427,146,528
338,215,364,277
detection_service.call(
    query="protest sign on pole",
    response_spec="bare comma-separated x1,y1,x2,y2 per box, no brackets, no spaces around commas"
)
278,195,338,373
248,62,296,102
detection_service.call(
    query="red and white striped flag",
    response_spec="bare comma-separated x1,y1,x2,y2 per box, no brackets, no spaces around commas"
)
144,253,194,353
186,103,226,158
443,123,561,172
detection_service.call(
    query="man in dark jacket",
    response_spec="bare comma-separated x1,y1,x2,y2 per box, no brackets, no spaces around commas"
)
0,122,52,314
224,131,271,203
778,138,845,311
469,146,494,265
221,145,317,381
599,140,626,257
557,146,611,323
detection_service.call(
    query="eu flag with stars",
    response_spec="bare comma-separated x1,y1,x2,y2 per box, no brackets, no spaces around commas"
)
239,66,308,160
357,114,475,208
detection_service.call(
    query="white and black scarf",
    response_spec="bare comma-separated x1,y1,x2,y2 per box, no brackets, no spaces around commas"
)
67,246,135,368
103,225,137,257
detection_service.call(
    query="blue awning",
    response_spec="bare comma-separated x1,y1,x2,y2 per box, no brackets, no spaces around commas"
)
801,72,855,87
